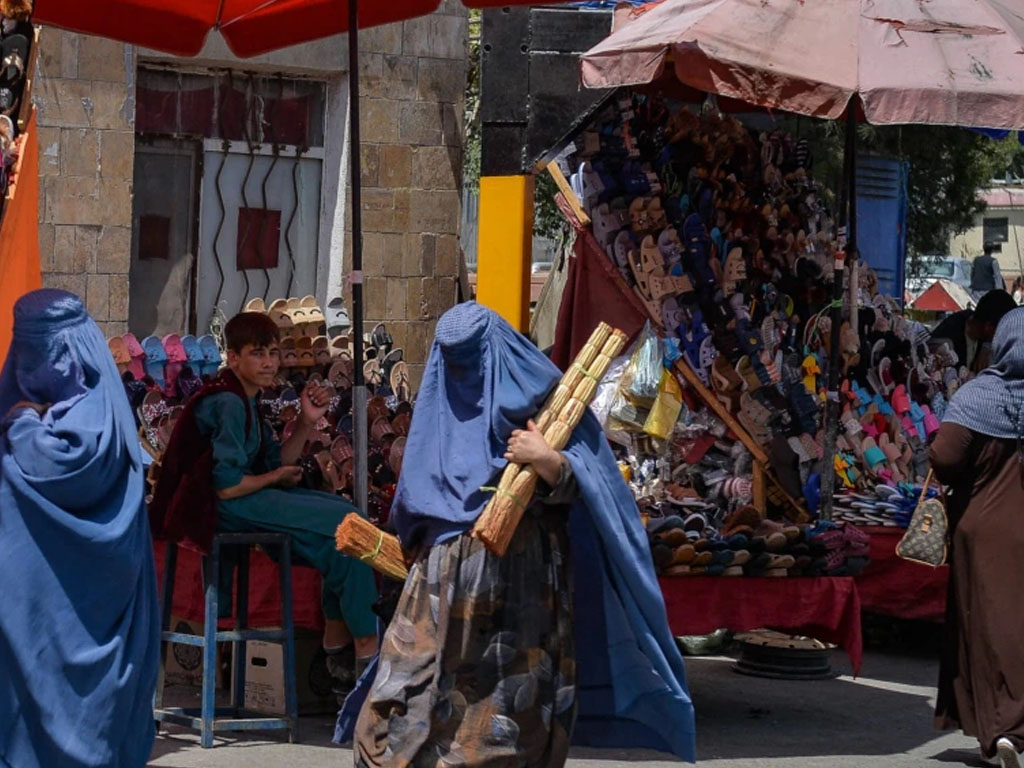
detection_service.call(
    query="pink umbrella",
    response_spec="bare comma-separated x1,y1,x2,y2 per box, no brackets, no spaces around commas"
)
581,0,1024,129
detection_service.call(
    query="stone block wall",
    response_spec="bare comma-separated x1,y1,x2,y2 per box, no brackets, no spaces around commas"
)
31,8,468,368
350,2,469,387
34,29,135,338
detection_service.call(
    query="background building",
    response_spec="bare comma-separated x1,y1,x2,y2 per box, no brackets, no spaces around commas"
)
950,183,1024,282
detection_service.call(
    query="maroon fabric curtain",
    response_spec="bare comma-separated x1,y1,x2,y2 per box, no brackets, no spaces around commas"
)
550,194,649,371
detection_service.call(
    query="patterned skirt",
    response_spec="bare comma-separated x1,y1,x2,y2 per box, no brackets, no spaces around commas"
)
354,510,577,768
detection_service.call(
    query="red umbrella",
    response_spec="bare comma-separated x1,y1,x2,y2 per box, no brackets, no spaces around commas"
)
911,280,975,313
33,0,550,512
34,0,533,57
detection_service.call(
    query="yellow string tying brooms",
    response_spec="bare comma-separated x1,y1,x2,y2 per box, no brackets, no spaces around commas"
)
335,322,627,574
335,514,409,581
471,322,627,556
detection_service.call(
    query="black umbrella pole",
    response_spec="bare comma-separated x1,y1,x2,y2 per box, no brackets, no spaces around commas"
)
820,101,858,521
348,0,368,515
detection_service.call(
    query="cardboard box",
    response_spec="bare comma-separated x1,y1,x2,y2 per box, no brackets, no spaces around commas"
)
162,614,224,689
232,629,337,716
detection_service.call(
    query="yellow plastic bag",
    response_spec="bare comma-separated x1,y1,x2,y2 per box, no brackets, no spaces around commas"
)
643,369,683,440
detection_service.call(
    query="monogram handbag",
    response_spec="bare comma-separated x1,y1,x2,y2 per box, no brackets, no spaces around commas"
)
896,469,948,567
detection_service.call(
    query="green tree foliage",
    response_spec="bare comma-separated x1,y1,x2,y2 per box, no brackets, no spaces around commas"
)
790,118,1024,264
463,10,569,242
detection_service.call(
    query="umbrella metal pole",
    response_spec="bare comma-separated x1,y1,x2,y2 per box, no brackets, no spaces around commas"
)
348,0,368,516
820,100,858,521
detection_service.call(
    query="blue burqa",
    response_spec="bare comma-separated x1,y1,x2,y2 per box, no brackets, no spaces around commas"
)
389,302,696,761
0,290,159,768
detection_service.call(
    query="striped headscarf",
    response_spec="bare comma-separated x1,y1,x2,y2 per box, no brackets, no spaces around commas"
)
944,306,1024,441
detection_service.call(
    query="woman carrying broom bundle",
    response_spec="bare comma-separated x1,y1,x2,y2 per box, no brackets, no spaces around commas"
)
353,302,695,768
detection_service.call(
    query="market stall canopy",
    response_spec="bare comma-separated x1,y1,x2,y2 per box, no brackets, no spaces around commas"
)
33,0,554,58
580,0,1024,128
910,279,976,313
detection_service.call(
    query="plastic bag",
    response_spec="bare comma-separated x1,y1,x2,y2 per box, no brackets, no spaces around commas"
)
592,354,629,427
644,369,683,440
625,322,663,407
608,323,662,433
593,354,633,448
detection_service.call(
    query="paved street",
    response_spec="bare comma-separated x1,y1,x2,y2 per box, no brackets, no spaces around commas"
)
148,648,984,767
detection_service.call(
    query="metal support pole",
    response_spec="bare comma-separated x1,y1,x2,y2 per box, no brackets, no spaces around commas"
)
820,100,858,521
348,0,368,515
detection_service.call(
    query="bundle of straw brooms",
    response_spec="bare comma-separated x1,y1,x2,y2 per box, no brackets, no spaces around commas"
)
335,322,626,576
335,514,409,581
472,322,626,556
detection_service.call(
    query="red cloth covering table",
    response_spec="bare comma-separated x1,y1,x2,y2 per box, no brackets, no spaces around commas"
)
854,526,948,623
659,576,864,675
152,540,326,631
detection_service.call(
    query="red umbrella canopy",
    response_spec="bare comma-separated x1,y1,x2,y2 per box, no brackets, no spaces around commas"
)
910,280,975,313
33,0,550,58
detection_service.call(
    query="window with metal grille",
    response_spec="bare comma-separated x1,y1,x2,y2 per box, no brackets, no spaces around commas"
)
130,67,328,337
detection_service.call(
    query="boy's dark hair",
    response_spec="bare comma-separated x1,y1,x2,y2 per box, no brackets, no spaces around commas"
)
974,289,1017,326
224,312,280,352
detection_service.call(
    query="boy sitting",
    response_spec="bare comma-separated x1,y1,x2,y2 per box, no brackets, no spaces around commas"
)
153,312,378,689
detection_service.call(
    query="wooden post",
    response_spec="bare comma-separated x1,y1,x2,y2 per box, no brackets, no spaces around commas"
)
545,163,590,226
673,359,769,465
477,175,534,332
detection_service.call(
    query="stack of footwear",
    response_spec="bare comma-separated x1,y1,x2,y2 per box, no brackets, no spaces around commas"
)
247,296,410,401
566,95,836,506
109,312,414,529
648,505,871,579
831,482,939,529
563,90,955,511
107,331,221,427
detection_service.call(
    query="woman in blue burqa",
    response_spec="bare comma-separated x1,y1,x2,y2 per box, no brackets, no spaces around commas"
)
352,302,695,766
0,289,159,768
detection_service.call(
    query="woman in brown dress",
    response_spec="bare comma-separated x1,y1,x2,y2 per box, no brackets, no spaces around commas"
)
930,306,1024,768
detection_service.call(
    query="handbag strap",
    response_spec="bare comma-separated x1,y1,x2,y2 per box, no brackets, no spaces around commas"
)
918,468,937,506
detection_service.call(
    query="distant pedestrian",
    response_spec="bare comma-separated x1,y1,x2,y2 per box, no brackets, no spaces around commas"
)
930,306,1024,768
971,241,1006,295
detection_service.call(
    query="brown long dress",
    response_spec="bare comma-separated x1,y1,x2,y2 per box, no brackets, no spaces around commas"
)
930,423,1024,757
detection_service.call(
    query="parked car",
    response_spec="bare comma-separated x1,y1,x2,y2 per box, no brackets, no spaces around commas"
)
905,256,972,298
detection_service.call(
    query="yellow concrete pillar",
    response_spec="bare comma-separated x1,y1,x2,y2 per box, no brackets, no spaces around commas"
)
476,174,534,332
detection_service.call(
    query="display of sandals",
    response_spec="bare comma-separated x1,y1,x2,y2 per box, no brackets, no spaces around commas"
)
564,90,955,549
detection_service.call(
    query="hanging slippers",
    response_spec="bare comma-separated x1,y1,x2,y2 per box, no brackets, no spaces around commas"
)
198,334,222,378
390,361,412,402
108,336,131,375
123,333,146,381
162,333,188,397
141,336,169,392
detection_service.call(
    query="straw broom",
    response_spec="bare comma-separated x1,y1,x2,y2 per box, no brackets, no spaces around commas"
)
335,515,409,581
472,323,627,557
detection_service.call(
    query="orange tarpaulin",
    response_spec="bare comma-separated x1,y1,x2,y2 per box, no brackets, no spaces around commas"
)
0,109,42,366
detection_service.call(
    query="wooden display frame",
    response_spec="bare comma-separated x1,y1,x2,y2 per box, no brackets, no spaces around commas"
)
672,358,810,523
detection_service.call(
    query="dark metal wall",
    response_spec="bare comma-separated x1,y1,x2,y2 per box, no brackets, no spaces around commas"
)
479,6,614,176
